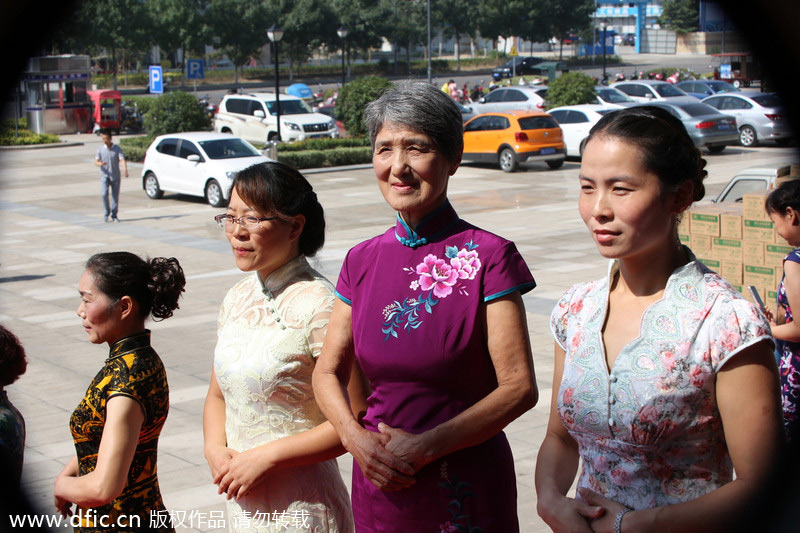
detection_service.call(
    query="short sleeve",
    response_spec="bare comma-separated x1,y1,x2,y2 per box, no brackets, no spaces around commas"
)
303,284,334,360
709,295,774,372
106,357,144,407
482,241,536,302
784,248,800,265
550,284,579,351
335,247,355,305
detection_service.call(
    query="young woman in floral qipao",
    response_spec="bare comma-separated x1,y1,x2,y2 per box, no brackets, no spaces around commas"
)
764,179,800,443
535,106,783,533
312,81,538,532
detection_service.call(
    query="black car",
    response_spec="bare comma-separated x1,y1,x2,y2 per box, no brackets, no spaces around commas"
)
491,56,545,80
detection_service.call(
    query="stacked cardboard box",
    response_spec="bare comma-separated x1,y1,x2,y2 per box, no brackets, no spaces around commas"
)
684,192,793,307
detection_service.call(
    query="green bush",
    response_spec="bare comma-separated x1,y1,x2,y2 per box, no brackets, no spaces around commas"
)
337,76,394,137
0,119,60,146
119,136,152,162
276,136,370,152
278,146,372,169
144,91,210,137
545,72,598,109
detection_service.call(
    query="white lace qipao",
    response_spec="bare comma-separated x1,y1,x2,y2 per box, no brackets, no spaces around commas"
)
214,256,353,532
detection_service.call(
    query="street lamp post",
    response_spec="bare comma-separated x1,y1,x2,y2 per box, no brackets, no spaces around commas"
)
337,27,348,88
601,19,608,84
267,24,284,142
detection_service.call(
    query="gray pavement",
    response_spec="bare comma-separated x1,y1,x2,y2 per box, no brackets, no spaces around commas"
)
1,133,797,531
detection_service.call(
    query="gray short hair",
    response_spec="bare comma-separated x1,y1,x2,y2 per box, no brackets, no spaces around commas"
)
364,81,464,163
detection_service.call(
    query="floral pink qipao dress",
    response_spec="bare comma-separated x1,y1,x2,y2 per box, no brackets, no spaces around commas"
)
550,252,772,510
336,201,535,532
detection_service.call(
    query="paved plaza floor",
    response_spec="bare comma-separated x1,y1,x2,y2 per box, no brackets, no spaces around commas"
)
1,134,796,531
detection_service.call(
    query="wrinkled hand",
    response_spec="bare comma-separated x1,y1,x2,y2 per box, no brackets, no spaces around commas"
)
378,423,433,474
341,423,416,492
215,446,275,501
578,488,627,533
537,490,605,533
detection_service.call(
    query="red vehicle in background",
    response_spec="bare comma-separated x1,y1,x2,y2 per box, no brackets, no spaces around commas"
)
711,52,759,88
87,89,121,133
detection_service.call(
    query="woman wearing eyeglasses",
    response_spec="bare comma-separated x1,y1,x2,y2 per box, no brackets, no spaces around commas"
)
203,162,355,532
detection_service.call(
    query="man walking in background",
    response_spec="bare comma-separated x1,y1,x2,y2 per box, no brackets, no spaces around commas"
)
95,131,128,222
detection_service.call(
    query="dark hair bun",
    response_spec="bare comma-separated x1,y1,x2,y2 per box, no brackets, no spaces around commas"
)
148,257,186,320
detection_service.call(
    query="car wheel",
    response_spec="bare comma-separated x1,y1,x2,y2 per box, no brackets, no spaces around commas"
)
144,172,164,199
707,144,726,154
739,125,757,147
546,159,564,169
498,148,518,172
206,179,225,207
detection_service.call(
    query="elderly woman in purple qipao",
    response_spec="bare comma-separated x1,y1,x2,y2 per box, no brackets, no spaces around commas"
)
312,81,538,532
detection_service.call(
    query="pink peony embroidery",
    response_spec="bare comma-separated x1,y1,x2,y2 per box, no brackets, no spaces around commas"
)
416,254,459,298
450,249,481,280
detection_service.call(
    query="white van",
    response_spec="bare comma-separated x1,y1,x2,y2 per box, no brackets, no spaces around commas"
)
214,92,337,144
713,164,797,203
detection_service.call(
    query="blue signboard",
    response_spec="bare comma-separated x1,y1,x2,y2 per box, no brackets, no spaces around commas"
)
149,65,163,94
187,59,205,80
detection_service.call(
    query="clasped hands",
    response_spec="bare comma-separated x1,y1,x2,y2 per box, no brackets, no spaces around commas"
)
207,446,275,501
542,487,630,533
344,421,432,492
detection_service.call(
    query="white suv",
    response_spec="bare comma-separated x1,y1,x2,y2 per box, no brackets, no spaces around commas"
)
214,92,338,144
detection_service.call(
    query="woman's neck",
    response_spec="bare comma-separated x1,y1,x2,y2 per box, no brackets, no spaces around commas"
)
615,244,689,298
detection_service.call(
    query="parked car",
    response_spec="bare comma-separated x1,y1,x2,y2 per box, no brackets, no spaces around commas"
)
491,56,545,80
470,87,547,115
462,111,566,172
701,92,793,147
214,92,337,144
610,80,699,104
675,80,740,99
141,132,271,207
548,104,618,158
313,103,347,136
456,101,477,122
593,86,637,108
622,33,636,46
636,101,739,153
713,164,796,203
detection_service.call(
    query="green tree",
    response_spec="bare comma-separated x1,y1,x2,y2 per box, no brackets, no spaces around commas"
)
279,0,337,79
545,72,596,108
144,91,210,136
538,0,595,60
59,0,150,89
332,0,388,65
147,0,211,86
336,76,393,137
432,0,481,71
660,0,700,34
206,0,271,83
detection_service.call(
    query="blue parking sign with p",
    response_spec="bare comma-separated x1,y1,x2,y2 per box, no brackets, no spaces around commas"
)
149,66,163,94
187,59,204,80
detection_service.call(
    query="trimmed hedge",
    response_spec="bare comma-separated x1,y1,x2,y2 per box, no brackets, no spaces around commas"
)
277,146,373,169
0,119,60,146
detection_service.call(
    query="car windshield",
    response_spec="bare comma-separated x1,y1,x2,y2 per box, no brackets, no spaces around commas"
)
265,99,313,115
751,93,783,108
707,81,738,93
597,88,632,102
654,84,688,97
517,116,559,130
679,103,720,117
198,138,262,159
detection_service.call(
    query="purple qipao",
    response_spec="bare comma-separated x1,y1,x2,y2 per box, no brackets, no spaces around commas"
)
336,201,535,532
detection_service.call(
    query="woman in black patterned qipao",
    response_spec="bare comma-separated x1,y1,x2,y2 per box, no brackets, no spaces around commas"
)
54,252,185,532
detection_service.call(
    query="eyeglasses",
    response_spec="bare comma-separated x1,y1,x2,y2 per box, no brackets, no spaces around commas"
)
214,214,281,230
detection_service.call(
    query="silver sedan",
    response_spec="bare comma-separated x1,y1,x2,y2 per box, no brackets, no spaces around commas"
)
702,92,794,147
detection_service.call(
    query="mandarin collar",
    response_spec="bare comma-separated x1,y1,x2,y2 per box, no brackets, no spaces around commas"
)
607,246,702,294
394,200,460,248
107,330,151,361
258,255,311,297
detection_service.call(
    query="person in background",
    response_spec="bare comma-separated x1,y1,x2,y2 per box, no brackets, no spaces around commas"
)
95,131,128,223
764,179,800,443
312,81,537,532
55,252,185,532
0,324,28,486
535,106,782,533
203,162,355,532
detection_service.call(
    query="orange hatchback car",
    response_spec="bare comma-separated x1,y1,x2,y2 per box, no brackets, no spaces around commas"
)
462,111,566,172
